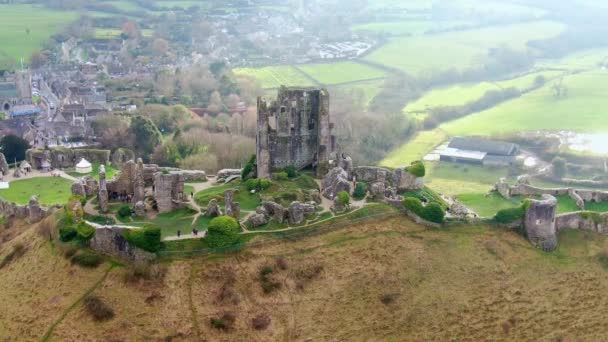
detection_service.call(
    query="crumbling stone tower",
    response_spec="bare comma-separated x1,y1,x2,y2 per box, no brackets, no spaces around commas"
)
524,195,558,251
256,86,335,178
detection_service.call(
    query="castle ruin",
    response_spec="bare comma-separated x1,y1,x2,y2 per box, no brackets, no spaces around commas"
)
256,86,336,178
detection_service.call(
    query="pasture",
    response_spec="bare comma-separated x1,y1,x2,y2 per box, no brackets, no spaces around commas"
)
381,129,447,168
296,61,386,85
364,21,565,75
352,20,472,37
0,4,78,68
441,71,608,136
233,66,316,89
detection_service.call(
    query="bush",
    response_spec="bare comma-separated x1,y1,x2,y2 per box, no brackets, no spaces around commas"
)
423,202,445,224
403,197,424,215
59,226,77,242
353,182,367,200
403,197,445,224
252,313,271,330
283,165,297,178
117,205,132,218
84,296,115,321
76,222,95,241
337,191,350,206
71,251,103,268
123,226,162,253
273,171,288,181
210,312,236,330
245,178,272,192
206,216,241,248
123,262,167,284
495,206,525,224
242,155,256,180
259,265,281,294
406,161,426,177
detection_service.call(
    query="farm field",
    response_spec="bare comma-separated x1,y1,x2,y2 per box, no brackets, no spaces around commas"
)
364,21,565,75
402,70,565,118
330,79,385,109
0,4,78,67
424,162,507,196
94,28,154,39
539,48,608,70
441,71,608,136
233,66,316,89
382,129,447,167
352,20,472,36
296,61,386,85
0,177,73,206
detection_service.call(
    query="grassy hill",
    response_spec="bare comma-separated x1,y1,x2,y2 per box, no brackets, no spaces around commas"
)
4,216,608,340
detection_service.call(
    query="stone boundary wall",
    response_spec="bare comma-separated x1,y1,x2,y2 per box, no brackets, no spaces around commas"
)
496,180,608,210
0,197,53,223
555,212,608,234
27,148,110,169
87,221,156,262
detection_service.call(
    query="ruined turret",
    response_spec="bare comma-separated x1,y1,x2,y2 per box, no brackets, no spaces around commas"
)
98,165,109,213
524,195,558,251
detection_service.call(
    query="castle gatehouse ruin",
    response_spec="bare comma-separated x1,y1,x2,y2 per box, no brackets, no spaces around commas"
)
256,86,336,178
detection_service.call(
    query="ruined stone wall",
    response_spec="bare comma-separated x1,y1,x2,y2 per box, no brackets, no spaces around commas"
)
0,196,52,223
555,212,608,234
154,173,184,214
256,86,335,178
27,148,110,169
88,225,156,262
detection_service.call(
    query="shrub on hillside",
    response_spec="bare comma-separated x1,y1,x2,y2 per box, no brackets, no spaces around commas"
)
283,165,297,178
123,262,167,284
117,205,132,219
84,296,115,321
353,182,367,200
403,197,445,224
273,171,288,181
71,251,103,268
123,225,162,253
406,161,426,177
206,216,241,248
423,202,445,224
59,226,77,242
210,312,236,330
495,206,525,224
252,313,271,330
245,178,272,192
76,222,96,241
337,191,350,206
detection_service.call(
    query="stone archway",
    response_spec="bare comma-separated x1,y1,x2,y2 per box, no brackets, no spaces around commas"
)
2,102,9,112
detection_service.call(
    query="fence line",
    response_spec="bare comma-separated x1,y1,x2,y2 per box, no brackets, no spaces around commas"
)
157,209,400,258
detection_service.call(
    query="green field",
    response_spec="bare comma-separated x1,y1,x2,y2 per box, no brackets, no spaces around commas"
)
0,177,73,206
296,62,386,85
457,193,521,218
425,162,507,196
330,79,385,108
441,71,608,136
364,21,565,75
382,129,447,168
352,20,472,37
0,4,78,67
402,70,564,117
233,66,316,89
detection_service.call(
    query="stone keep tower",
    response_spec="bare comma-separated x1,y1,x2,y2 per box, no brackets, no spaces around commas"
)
256,86,335,178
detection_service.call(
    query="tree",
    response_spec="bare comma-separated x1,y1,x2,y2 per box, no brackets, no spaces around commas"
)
152,38,169,56
552,157,568,179
122,21,141,40
206,216,240,248
0,135,30,162
128,116,162,161
337,191,350,207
